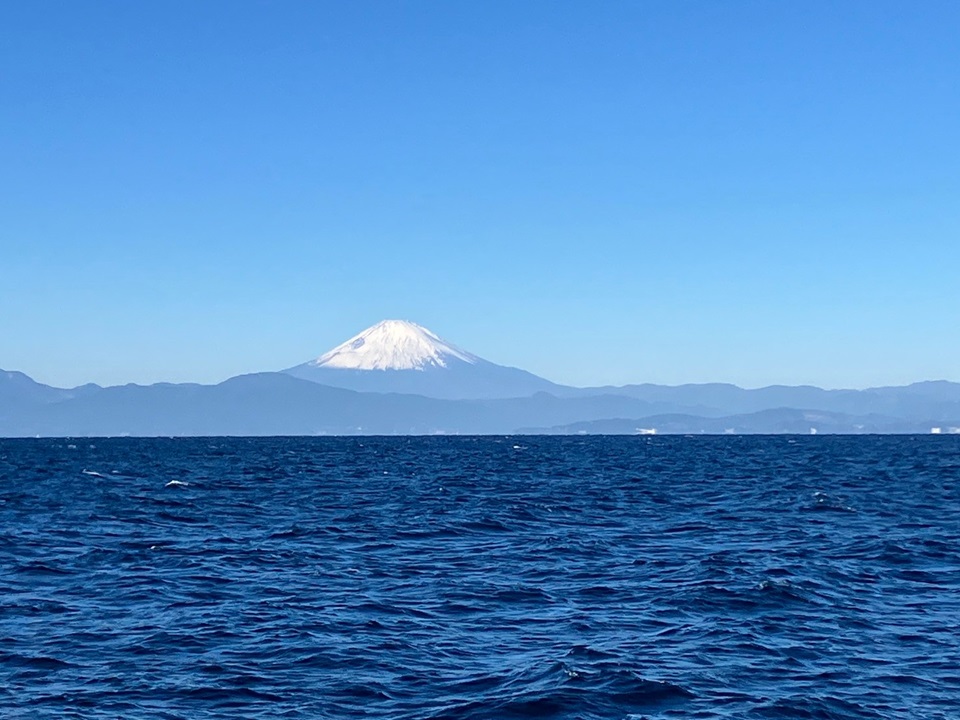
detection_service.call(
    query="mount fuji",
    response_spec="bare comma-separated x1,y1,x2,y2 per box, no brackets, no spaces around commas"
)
284,320,562,399
4,319,960,436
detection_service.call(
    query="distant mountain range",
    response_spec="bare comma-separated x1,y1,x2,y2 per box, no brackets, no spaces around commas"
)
3,320,959,436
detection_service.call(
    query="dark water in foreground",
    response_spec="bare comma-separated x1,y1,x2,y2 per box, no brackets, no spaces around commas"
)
1,436,959,719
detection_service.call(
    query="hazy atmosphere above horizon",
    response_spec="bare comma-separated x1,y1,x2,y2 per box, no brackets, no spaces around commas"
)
2,1,958,390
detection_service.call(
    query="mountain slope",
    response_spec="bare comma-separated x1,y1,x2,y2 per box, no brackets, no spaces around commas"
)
3,370,957,437
308,319,479,370
0,370,102,423
1,373,676,437
285,320,563,399
522,408,955,435
556,381,960,421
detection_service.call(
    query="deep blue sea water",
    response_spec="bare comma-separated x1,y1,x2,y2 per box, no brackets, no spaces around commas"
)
1,436,958,719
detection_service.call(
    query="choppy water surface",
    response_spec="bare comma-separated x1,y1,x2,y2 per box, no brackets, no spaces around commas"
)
1,436,959,719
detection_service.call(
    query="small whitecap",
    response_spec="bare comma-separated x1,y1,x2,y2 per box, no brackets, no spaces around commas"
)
165,480,189,488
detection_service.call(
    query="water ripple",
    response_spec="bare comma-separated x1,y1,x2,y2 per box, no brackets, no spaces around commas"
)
0,435,958,718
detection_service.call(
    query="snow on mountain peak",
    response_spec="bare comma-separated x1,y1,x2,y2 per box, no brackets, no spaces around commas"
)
310,320,479,371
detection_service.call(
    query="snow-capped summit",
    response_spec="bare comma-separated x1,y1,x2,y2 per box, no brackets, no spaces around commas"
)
285,319,562,399
310,320,478,371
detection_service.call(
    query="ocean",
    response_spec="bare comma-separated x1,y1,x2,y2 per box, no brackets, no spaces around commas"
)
1,436,958,719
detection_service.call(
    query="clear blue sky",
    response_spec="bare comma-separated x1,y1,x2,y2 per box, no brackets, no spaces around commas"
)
2,1,958,389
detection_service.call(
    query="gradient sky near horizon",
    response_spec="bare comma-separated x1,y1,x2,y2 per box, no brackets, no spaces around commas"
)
2,1,958,390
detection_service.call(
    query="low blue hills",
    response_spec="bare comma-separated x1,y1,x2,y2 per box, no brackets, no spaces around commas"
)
3,320,959,436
